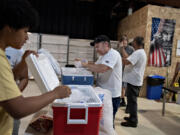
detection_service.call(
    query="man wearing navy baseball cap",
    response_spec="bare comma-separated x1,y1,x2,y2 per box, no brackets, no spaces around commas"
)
90,35,110,46
83,35,122,128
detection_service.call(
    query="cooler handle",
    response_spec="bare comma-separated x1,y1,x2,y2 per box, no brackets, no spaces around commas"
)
67,104,88,124
84,77,87,82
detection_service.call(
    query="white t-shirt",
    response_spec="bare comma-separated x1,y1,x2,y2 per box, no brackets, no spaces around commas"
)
5,47,24,68
123,49,147,86
5,47,34,79
96,48,122,98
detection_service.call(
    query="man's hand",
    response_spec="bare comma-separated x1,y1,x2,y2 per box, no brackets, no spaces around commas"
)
122,58,131,65
74,58,82,68
74,58,81,61
118,41,129,58
74,58,88,68
118,41,124,48
53,85,71,99
81,61,88,68
22,50,38,62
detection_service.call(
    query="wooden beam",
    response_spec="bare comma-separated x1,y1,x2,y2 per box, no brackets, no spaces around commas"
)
138,0,180,8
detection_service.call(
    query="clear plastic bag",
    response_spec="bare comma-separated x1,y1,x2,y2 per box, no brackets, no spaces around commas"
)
94,87,117,135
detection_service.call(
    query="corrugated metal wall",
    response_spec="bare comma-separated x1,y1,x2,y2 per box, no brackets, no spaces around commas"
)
28,0,95,39
28,0,119,40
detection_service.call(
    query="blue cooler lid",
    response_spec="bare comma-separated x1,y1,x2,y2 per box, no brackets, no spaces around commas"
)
148,75,165,79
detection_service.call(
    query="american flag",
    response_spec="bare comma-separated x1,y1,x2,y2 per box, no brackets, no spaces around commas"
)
149,18,166,67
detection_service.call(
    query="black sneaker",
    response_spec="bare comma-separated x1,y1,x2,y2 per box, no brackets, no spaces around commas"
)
124,117,130,121
121,121,137,128
125,107,129,114
120,101,126,107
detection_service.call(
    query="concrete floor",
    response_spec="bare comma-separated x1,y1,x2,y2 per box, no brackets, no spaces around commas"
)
19,80,180,135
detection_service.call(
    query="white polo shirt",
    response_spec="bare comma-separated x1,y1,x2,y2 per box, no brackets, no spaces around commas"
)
123,49,147,86
96,48,122,98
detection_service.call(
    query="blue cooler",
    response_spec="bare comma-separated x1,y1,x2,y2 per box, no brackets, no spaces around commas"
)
147,75,165,100
61,67,94,85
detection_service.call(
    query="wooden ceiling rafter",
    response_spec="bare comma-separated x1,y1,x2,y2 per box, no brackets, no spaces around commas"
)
138,0,180,8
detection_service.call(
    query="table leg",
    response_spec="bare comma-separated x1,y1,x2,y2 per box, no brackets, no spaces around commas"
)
162,89,166,116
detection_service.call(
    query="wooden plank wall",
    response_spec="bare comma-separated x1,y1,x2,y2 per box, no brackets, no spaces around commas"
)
118,6,148,41
118,5,180,96
68,39,94,65
25,33,119,84
26,33,118,67
69,39,118,64
41,34,69,67
23,33,39,51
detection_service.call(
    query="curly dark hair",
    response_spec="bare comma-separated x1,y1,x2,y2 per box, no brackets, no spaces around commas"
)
0,0,39,30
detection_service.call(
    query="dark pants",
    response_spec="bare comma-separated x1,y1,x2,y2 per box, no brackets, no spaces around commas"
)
126,83,141,124
12,119,20,135
112,97,121,128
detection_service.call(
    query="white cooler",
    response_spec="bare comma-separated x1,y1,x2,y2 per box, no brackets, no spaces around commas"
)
26,53,60,93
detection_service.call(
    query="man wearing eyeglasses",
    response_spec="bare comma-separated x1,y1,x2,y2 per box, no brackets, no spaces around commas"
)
81,35,122,128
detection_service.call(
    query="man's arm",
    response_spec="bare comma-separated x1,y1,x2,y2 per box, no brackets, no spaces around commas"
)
75,58,111,73
118,42,129,58
17,78,28,92
12,59,27,80
0,85,71,119
13,50,37,91
13,50,37,80
122,58,132,65
118,42,134,65
82,63,111,73
119,46,129,58
15,59,28,91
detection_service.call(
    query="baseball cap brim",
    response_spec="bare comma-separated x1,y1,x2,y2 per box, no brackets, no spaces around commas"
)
90,35,110,46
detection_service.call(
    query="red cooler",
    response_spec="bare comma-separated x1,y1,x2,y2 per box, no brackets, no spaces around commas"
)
52,85,102,135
